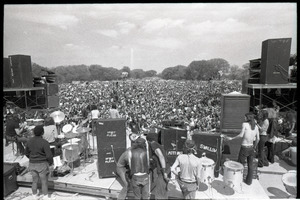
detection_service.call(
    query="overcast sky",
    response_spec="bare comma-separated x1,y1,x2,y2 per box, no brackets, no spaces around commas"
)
3,3,297,73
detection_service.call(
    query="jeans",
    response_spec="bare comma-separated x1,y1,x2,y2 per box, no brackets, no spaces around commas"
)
28,162,49,196
265,141,275,163
131,174,150,200
257,135,269,167
150,168,168,199
237,146,254,185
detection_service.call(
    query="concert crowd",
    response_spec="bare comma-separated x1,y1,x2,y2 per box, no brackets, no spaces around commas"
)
57,79,242,131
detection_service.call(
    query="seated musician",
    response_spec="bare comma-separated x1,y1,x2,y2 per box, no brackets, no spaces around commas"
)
5,113,28,156
43,117,61,155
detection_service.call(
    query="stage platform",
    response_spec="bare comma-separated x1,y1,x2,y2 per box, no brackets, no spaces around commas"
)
5,152,270,200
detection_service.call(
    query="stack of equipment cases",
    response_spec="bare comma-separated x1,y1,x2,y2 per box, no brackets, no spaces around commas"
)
3,163,18,197
95,118,127,178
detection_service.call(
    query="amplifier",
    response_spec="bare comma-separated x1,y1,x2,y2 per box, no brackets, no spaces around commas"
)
3,164,18,197
192,132,223,178
97,147,125,178
95,118,126,149
160,127,187,165
220,93,250,133
47,95,59,108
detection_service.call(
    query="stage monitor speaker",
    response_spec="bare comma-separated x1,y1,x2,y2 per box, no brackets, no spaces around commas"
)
95,118,126,149
97,147,125,178
47,95,59,108
35,83,59,95
9,54,33,88
160,127,187,165
3,58,12,88
260,38,292,84
220,93,250,133
192,132,223,178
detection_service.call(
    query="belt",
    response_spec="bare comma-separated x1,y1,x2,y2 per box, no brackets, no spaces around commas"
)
180,180,197,184
133,172,147,176
241,145,253,148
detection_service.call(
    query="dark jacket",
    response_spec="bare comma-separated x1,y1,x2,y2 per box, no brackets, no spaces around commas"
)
25,136,53,165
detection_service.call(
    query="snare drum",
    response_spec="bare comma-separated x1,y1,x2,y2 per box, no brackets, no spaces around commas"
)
198,156,215,184
62,143,80,162
223,160,244,190
282,170,297,196
67,138,83,153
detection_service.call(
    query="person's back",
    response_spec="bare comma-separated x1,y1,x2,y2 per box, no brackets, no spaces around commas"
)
241,122,259,146
110,103,120,118
175,154,199,183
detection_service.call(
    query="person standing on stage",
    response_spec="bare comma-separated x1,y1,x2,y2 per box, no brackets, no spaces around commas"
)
109,102,121,118
5,113,28,156
171,139,200,199
226,112,260,185
25,125,54,200
256,110,270,167
116,137,150,200
146,132,170,199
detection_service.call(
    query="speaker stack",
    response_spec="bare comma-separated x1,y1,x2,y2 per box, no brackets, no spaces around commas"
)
35,83,59,108
95,118,127,178
220,93,250,133
260,38,292,84
160,127,187,165
8,55,33,88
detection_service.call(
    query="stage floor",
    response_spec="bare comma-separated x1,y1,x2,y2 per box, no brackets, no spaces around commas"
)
4,137,296,199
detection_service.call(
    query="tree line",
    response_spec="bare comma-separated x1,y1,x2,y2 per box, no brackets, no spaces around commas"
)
32,58,249,83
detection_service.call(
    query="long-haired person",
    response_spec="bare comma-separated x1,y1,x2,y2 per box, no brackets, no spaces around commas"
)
226,112,260,185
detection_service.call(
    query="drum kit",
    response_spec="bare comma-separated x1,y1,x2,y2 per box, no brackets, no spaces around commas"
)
222,160,244,193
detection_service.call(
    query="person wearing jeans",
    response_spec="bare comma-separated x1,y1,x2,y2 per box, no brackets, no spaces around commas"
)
226,112,260,185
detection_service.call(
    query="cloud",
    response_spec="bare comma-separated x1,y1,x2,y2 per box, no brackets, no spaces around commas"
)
186,18,249,36
7,9,79,30
117,21,136,34
139,37,182,49
142,18,185,33
96,29,119,38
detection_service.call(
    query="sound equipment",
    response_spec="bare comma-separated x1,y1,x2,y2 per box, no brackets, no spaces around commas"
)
248,59,261,84
35,83,59,95
241,78,248,94
220,93,250,133
3,163,18,197
95,119,127,178
47,95,59,108
3,58,12,88
97,147,124,178
192,132,223,178
9,54,33,88
160,127,187,165
95,118,127,148
260,38,292,84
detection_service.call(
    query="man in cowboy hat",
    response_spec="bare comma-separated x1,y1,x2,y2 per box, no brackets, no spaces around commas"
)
171,139,201,199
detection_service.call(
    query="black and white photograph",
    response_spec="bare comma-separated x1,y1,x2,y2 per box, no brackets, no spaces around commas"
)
3,3,297,200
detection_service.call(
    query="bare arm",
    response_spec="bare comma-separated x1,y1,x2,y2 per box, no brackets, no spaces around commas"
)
171,157,180,176
155,148,166,169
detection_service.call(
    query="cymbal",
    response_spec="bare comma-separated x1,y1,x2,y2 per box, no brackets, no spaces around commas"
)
64,132,79,139
50,111,65,123
76,127,91,133
169,126,185,131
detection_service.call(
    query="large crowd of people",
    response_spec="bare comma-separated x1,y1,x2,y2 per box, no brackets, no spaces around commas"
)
57,79,242,132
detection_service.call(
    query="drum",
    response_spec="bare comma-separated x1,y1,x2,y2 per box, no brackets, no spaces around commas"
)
282,170,297,196
290,147,297,165
198,156,215,184
67,138,83,153
223,161,244,191
62,124,73,134
62,143,80,162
